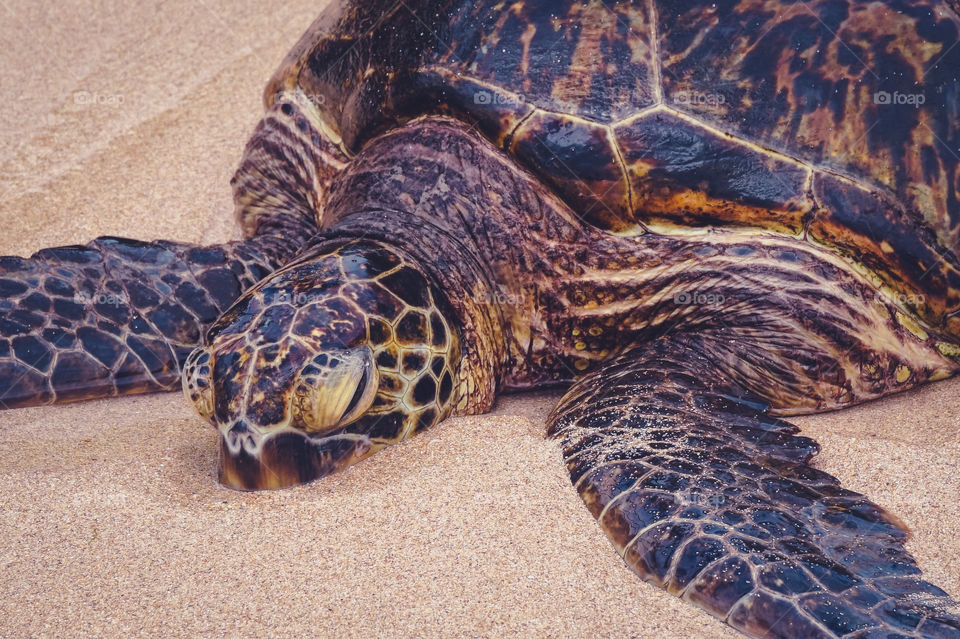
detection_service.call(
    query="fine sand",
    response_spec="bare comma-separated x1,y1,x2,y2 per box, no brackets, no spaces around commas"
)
1,2,958,637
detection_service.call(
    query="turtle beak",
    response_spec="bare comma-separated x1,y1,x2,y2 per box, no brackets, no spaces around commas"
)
217,421,372,490
215,347,381,490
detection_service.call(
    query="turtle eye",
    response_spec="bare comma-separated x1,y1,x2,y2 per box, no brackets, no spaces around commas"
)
182,347,214,423
293,348,379,433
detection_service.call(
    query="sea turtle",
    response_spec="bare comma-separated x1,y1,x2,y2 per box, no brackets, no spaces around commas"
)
2,0,960,636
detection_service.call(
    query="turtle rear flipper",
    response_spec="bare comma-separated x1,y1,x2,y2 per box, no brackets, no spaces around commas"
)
548,340,960,639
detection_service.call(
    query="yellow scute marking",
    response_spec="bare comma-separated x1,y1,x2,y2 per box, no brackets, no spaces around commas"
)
895,312,929,341
895,366,911,384
936,341,960,358
931,369,953,382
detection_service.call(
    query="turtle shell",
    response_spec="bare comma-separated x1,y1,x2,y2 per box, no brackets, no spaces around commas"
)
266,0,960,336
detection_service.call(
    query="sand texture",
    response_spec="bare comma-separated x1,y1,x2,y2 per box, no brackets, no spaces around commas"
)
1,2,958,637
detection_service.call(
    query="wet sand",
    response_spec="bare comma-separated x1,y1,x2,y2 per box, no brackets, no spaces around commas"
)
0,1,958,637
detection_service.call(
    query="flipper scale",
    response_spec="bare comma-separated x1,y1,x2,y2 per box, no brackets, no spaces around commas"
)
548,341,960,639
0,93,345,409
0,235,284,408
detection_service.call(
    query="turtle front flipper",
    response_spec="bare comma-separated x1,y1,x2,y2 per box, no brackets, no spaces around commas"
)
548,340,960,639
0,235,288,408
0,90,348,410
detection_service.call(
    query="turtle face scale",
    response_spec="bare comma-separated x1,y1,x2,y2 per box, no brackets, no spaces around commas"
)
182,241,461,490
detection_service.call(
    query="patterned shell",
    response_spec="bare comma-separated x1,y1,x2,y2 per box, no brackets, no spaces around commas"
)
266,0,960,337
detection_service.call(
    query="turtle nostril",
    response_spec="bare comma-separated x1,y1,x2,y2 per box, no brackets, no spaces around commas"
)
225,420,260,454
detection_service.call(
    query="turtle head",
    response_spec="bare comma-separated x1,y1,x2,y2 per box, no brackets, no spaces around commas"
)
183,241,461,490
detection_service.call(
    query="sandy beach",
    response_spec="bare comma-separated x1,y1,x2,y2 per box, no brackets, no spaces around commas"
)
0,1,958,637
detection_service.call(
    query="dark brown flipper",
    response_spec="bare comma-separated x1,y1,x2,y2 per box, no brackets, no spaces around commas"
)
548,340,960,639
0,91,346,410
0,236,289,409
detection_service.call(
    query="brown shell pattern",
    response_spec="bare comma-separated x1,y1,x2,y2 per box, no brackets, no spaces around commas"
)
268,0,960,335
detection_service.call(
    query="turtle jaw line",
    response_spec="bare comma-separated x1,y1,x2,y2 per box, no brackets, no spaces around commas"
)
210,343,383,490
216,427,374,491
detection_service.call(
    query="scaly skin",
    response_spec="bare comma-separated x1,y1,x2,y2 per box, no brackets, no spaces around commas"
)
2,2,960,638
177,118,959,637
317,118,960,407
184,240,462,490
549,341,960,638
0,90,343,409
0,236,282,408
282,0,960,335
